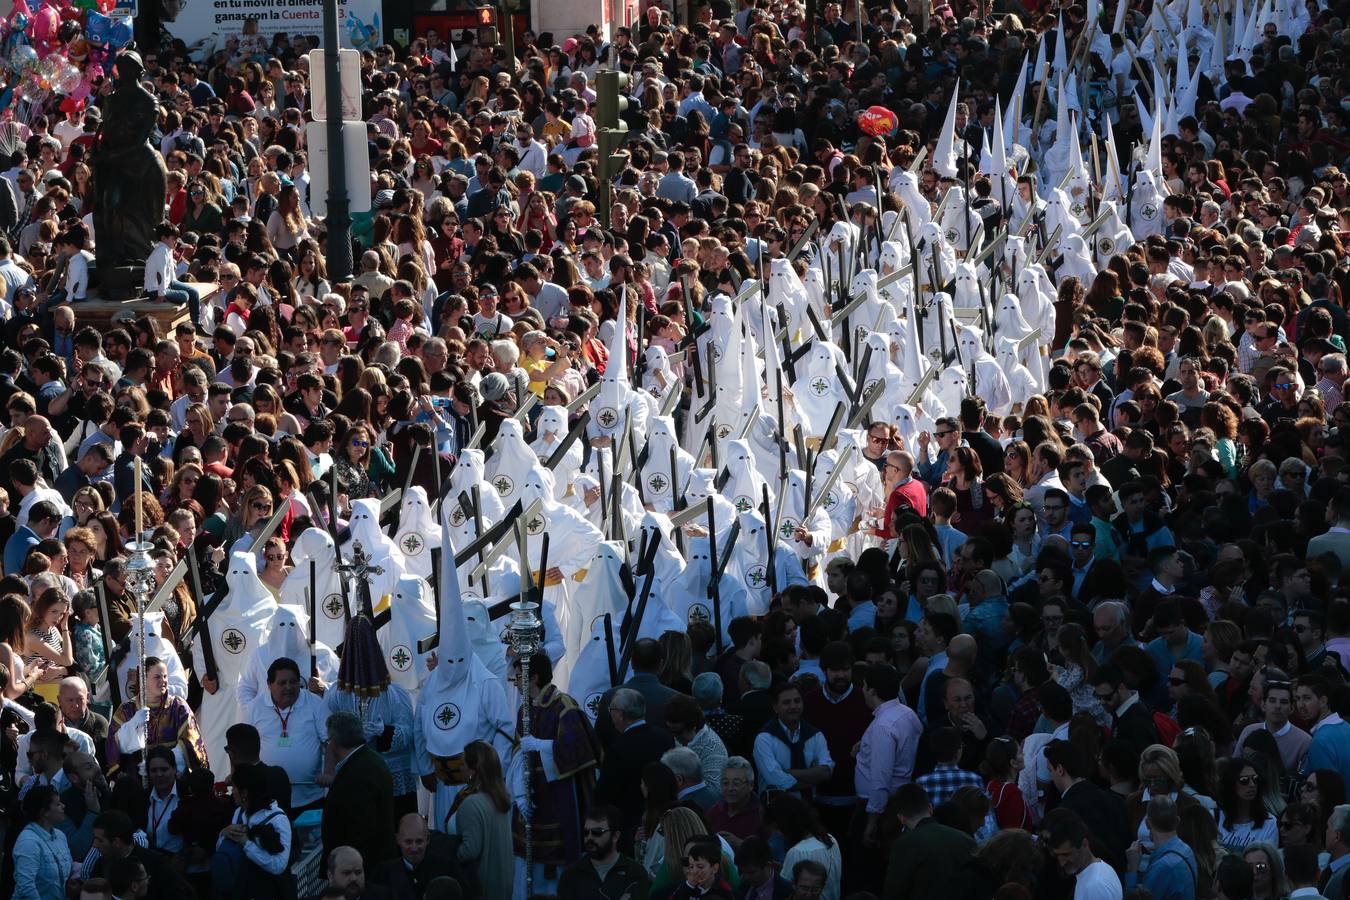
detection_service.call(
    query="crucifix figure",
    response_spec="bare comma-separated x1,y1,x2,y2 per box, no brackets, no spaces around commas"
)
337,541,385,620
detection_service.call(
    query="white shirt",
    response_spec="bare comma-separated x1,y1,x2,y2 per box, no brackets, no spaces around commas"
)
64,250,92,300
752,721,833,794
1074,858,1123,900
144,242,175,294
147,784,184,853
783,836,843,900
247,689,329,808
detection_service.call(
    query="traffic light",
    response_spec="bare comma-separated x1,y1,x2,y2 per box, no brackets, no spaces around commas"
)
595,70,630,131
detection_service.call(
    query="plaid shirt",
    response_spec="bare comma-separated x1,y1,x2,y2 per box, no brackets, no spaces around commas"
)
916,763,984,808
1006,693,1043,742
1316,376,1344,410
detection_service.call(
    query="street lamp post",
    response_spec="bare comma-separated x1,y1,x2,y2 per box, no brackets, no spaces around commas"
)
323,0,353,281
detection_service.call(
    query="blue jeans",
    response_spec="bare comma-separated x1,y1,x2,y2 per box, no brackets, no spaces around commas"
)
155,280,201,330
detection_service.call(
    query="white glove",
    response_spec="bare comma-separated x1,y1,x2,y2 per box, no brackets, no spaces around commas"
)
508,748,532,815
116,708,150,754
519,735,552,754
362,718,386,740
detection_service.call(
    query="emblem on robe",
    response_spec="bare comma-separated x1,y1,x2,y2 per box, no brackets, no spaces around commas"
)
648,473,669,494
688,603,711,624
450,507,466,527
401,533,425,556
222,628,246,654
390,645,413,671
493,475,514,496
323,594,344,619
747,565,768,588
526,513,546,535
585,692,603,717
434,702,461,730
809,377,830,398
596,407,619,429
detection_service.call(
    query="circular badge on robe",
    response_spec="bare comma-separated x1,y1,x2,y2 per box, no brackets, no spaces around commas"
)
585,692,604,718
1071,201,1087,219
221,628,246,654
855,324,869,344
716,423,732,440
648,472,669,494
492,475,514,497
779,517,800,540
927,347,944,365
688,603,712,625
733,495,755,514
449,507,466,527
390,645,413,671
808,377,830,398
400,533,426,556
945,227,960,244
595,406,620,430
825,491,840,512
746,565,768,589
1097,237,1115,256
709,344,723,362
433,702,461,730
1141,203,1158,221
864,378,880,398
323,594,344,619
526,513,546,535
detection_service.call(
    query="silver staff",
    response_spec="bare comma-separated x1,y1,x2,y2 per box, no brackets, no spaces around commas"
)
123,537,156,786
508,599,542,896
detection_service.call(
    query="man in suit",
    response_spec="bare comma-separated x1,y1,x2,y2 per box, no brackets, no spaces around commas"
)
1092,664,1160,756
1309,489,1350,573
1069,522,1127,607
662,746,718,811
90,810,197,900
883,783,976,900
323,846,392,900
593,687,675,854
322,711,398,868
594,638,678,748
1044,740,1131,872
371,814,463,900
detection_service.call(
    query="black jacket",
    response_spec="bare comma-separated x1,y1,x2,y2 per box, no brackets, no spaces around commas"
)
371,833,467,900
556,854,652,900
322,745,398,867
1112,697,1161,756
593,722,675,853
1055,779,1131,872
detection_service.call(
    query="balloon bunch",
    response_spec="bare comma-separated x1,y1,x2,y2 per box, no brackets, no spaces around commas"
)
857,105,900,138
0,0,129,115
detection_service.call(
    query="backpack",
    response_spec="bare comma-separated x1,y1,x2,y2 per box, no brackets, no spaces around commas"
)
1153,711,1180,747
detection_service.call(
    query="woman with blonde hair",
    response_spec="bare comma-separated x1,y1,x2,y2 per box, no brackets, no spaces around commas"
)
449,740,513,900
24,587,73,700
1127,744,1204,856
164,462,204,514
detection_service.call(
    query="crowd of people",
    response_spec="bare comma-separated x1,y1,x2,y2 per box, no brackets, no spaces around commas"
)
1,0,1350,899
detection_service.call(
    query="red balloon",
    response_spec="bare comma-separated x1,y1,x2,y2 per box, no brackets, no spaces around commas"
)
857,105,899,137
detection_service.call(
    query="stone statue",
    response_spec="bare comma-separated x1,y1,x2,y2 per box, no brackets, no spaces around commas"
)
93,50,167,272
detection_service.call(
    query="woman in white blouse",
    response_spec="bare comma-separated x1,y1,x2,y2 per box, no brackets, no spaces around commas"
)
217,762,295,899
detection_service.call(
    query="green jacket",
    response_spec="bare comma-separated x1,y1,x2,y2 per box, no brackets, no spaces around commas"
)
883,818,976,900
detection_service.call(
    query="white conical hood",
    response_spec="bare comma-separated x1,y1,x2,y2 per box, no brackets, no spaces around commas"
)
1103,117,1126,202
1052,14,1070,80
1004,56,1028,150
434,491,473,689
933,83,961,178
